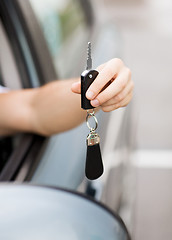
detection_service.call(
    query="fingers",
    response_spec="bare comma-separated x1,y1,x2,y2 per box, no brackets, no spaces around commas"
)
90,67,131,107
86,58,124,100
96,63,106,72
71,57,133,112
101,91,133,112
101,79,134,107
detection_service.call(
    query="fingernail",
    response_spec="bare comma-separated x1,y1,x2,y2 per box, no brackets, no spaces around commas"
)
86,90,94,100
91,99,100,107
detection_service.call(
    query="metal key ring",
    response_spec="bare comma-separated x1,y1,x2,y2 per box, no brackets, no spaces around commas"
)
86,110,98,132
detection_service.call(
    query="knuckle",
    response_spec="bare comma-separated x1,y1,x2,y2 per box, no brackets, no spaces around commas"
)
109,58,124,68
125,67,132,78
114,58,123,66
115,93,123,102
115,102,120,109
119,80,126,90
123,100,130,107
122,103,127,108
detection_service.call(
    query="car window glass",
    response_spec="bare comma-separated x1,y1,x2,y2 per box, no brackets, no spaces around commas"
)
29,0,89,78
0,20,22,89
0,20,24,172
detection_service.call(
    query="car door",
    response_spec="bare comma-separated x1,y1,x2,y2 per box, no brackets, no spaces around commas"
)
0,0,135,219
0,0,99,186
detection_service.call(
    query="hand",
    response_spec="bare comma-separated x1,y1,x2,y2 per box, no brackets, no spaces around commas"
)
71,58,134,112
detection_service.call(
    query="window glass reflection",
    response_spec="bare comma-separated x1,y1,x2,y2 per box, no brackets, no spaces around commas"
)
30,0,87,78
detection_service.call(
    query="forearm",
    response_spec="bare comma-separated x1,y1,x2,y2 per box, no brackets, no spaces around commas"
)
0,79,86,136
0,89,37,136
31,79,86,136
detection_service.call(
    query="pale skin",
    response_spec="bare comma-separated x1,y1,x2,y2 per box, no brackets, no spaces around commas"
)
0,58,133,136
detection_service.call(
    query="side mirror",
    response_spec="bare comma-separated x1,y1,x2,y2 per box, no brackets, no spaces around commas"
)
0,184,131,240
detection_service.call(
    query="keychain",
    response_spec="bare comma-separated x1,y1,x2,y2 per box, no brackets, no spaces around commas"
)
81,42,104,180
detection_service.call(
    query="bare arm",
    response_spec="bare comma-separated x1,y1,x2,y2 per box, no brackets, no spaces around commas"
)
0,58,134,137
0,78,86,136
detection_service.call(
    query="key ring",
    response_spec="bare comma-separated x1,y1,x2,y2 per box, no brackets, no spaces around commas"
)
86,109,98,132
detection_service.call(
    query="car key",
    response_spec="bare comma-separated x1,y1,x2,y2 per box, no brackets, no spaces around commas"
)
81,42,99,110
81,42,104,180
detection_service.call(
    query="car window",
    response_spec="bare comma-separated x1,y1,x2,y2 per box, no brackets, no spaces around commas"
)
0,8,41,175
0,19,23,171
29,0,89,78
0,20,22,89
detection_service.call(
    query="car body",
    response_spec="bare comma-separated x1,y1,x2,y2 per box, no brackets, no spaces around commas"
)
0,184,131,240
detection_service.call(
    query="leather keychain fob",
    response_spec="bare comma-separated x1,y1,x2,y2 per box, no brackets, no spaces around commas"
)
81,42,104,180
85,114,104,180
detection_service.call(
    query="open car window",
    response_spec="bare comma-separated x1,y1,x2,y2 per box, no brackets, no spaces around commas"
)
0,0,47,178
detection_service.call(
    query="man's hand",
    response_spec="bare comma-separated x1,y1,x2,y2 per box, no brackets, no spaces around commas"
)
0,59,133,137
71,58,134,112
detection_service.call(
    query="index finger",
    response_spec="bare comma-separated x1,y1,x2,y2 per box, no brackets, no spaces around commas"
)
86,58,124,100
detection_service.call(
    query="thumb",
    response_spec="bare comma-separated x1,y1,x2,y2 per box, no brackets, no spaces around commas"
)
71,81,81,94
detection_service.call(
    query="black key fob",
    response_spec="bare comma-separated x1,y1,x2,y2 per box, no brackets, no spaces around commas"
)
81,69,99,110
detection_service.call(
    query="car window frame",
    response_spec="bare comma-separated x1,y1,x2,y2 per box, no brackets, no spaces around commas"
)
0,0,51,180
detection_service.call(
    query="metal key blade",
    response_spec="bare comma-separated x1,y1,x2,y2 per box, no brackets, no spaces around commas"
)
86,42,92,70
